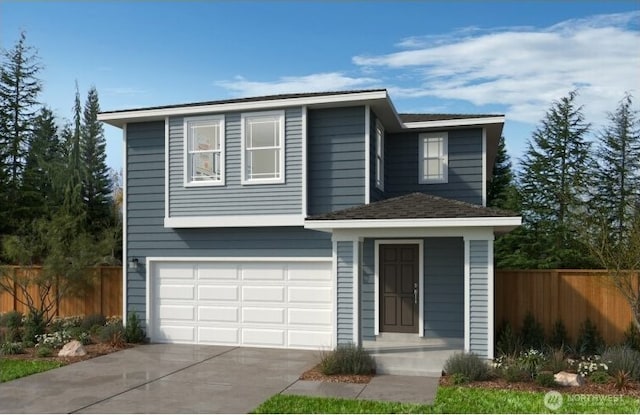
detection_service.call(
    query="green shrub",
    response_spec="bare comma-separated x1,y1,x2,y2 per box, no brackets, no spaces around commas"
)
602,345,640,380
0,311,23,329
501,363,529,382
549,319,570,351
518,348,546,379
124,312,146,343
0,341,24,355
451,373,469,385
319,343,375,376
98,322,125,347
495,321,521,356
623,323,640,352
36,344,53,358
520,312,545,351
35,330,72,349
444,352,490,381
543,348,568,373
535,372,557,387
589,370,610,384
81,314,106,331
575,318,604,356
67,327,92,345
22,312,46,344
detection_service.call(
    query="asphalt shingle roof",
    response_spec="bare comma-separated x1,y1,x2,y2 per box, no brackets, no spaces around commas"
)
307,192,516,221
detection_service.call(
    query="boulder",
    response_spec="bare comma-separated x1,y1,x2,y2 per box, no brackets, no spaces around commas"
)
554,371,584,387
58,340,87,357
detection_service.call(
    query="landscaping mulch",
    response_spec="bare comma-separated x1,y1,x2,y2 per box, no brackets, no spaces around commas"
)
1,343,132,365
439,374,640,398
299,364,374,384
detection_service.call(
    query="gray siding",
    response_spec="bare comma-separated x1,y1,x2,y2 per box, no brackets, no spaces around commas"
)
336,241,354,344
469,240,489,357
307,107,366,215
125,121,331,324
168,108,303,216
361,239,375,340
385,128,483,204
424,238,464,339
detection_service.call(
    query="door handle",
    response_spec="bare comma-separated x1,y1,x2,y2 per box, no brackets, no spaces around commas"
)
413,283,418,305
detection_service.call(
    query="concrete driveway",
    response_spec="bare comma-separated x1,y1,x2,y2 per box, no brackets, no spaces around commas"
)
0,344,317,414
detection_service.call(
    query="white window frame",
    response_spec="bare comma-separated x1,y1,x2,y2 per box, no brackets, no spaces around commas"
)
184,115,225,187
241,110,285,185
375,120,385,191
419,132,448,184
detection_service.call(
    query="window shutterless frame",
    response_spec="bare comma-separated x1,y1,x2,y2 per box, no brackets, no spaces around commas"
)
241,110,285,185
419,132,448,184
183,115,225,187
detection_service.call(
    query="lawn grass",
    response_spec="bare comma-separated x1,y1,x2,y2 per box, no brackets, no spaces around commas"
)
0,359,64,383
252,386,640,414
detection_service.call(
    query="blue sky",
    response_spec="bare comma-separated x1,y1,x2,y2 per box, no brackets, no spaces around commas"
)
2,2,639,173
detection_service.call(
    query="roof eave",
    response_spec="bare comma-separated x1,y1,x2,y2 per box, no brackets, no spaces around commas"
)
304,216,522,232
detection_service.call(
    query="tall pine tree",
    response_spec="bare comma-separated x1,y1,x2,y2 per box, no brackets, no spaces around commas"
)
0,31,42,232
487,136,519,210
518,90,593,268
591,93,640,244
80,86,112,233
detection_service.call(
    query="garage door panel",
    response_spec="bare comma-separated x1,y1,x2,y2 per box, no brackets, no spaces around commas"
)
152,260,333,349
197,263,238,280
243,328,285,346
288,263,332,281
156,263,195,279
198,285,238,301
199,306,238,323
159,305,194,321
243,286,284,302
288,330,332,349
199,327,239,344
288,308,332,326
243,307,285,324
156,326,195,343
241,264,285,280
289,286,331,303
160,285,194,300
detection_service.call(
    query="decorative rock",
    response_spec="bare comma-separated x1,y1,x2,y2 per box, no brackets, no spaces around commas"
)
58,340,87,357
554,371,585,387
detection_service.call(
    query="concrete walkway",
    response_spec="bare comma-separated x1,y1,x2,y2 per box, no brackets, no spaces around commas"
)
0,344,439,413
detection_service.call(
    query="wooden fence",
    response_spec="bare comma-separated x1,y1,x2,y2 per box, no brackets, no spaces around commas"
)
495,269,638,345
0,266,122,318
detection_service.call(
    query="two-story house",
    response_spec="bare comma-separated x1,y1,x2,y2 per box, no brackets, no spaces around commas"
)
98,89,520,364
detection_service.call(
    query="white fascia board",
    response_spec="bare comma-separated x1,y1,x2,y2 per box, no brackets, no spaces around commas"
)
165,214,305,228
305,216,522,230
403,116,505,130
98,90,389,127
146,256,331,263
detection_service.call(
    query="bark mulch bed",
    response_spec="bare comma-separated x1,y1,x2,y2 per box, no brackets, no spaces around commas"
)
439,375,640,398
300,364,374,384
1,343,132,365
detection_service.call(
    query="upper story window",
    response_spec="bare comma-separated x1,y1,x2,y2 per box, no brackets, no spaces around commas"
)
241,111,285,185
419,132,448,184
375,120,384,190
184,115,225,186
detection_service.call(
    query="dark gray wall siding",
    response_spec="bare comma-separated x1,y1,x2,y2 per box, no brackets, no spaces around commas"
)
308,107,366,215
337,241,354,344
469,240,489,357
168,108,303,217
385,128,483,204
125,121,331,325
424,238,464,339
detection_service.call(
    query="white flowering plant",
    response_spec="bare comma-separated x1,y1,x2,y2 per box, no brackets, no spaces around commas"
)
35,330,72,349
573,355,608,377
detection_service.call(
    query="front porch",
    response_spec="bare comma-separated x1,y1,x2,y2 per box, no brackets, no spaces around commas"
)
364,333,463,376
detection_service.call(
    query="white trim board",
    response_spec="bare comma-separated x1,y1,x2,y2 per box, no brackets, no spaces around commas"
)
404,116,505,129
164,214,305,228
364,105,371,204
306,217,522,230
122,123,128,324
352,240,360,345
373,239,424,337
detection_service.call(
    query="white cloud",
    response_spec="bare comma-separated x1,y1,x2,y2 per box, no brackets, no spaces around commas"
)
354,11,640,125
215,72,380,97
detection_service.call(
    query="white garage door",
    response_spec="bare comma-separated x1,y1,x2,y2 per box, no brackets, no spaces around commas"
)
148,259,334,349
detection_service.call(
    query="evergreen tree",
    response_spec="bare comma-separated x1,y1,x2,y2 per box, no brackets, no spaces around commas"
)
21,107,66,219
80,86,112,233
518,90,594,268
487,136,518,210
0,31,42,232
591,93,640,244
60,84,85,220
